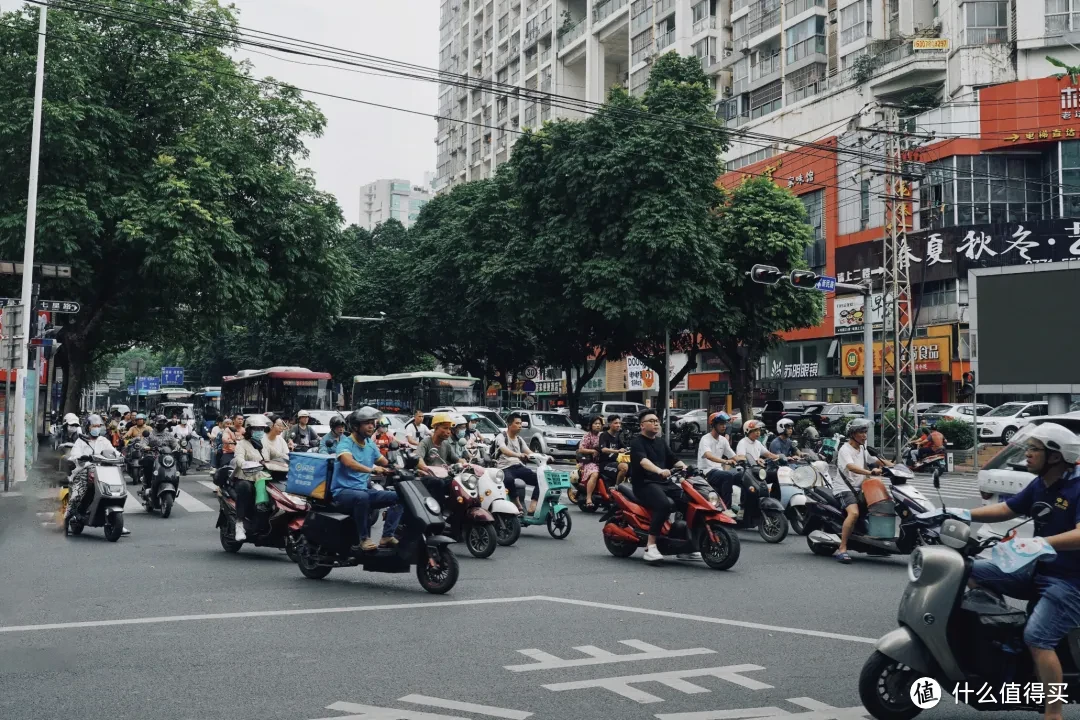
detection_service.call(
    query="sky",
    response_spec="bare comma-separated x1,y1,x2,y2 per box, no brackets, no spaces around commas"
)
2,0,440,226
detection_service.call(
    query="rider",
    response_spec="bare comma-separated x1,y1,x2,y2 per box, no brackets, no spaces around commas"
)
287,410,319,453
65,414,130,535
496,413,548,514
322,416,347,455
908,421,945,464
598,415,629,486
697,412,743,518
61,412,81,443
736,420,781,468
968,423,1080,720
630,408,698,563
124,413,150,445
148,415,180,456
418,412,462,472
404,410,430,449
768,419,801,460
230,414,272,542
834,417,893,564
331,407,402,553
449,414,470,459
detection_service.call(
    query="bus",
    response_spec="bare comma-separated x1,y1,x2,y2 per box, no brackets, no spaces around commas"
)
193,387,222,432
145,387,195,430
222,367,332,419
351,372,482,414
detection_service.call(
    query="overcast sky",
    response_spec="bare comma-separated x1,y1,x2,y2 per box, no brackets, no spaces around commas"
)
3,0,440,225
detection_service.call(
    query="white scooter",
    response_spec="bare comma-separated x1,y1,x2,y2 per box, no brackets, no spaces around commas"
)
463,445,521,546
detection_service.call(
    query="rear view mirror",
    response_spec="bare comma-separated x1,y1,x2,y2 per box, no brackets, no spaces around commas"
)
520,422,530,428
866,446,880,458
932,468,942,490
1032,501,1054,520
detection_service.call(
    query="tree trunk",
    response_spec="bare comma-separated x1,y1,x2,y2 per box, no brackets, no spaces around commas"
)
61,338,91,414
569,351,605,423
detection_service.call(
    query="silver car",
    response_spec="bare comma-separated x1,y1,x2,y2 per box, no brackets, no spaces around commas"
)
516,410,586,458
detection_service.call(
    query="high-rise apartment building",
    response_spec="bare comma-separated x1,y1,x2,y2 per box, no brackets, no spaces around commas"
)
359,179,433,231
434,0,733,193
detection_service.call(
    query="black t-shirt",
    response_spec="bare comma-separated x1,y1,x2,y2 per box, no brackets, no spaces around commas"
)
598,431,622,461
630,433,677,487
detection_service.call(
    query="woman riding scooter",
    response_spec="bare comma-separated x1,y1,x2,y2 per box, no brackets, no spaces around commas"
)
231,414,272,543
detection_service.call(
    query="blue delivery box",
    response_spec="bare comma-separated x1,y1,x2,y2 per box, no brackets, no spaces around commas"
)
286,452,335,500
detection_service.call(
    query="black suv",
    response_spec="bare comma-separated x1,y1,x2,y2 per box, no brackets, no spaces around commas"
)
759,401,815,431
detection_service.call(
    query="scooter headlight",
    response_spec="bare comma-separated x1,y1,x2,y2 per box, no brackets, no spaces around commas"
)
424,497,441,514
495,470,505,484
707,491,720,507
160,454,175,468
908,548,924,583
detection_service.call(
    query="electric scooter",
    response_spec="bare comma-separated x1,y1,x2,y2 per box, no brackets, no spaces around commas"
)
518,455,573,539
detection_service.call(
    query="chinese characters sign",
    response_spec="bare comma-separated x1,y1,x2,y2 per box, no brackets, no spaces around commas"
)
786,170,815,188
841,337,952,377
833,294,886,335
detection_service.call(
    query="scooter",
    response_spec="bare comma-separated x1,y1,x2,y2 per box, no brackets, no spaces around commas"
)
859,494,1069,719
519,455,573,539
569,451,626,514
124,434,149,486
772,462,813,536
216,461,307,559
707,461,789,543
294,469,459,594
139,447,181,518
177,437,192,475
600,468,741,570
58,446,127,542
466,450,521,546
419,464,498,558
905,442,948,474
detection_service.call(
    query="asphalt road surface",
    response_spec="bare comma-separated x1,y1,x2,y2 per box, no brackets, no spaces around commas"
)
0,456,1048,720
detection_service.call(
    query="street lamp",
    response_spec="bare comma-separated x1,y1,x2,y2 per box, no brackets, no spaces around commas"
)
338,311,386,322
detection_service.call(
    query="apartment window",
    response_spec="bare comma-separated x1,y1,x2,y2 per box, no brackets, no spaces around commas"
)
391,182,410,192
918,155,1047,229
786,16,826,63
860,179,871,230
733,16,748,41
1046,0,1080,34
800,190,826,274
725,146,776,170
390,195,402,211
733,57,750,93
839,0,866,46
749,80,782,118
785,0,825,17
1061,141,1080,216
962,1,1008,46
632,28,654,64
786,63,826,102
630,66,651,96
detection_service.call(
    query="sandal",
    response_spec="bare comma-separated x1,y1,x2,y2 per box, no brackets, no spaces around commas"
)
835,551,852,564
585,501,596,510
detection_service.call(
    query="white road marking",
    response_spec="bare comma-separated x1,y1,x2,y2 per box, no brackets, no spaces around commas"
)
127,490,143,508
0,491,23,498
505,639,716,672
542,664,771,704
0,596,878,644
315,701,467,720
655,697,870,720
398,695,532,719
172,489,213,513
197,479,218,491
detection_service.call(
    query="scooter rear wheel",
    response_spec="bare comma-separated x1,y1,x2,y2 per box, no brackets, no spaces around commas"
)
219,520,243,553
296,539,332,580
417,545,459,594
858,651,922,720
160,493,174,519
603,533,638,557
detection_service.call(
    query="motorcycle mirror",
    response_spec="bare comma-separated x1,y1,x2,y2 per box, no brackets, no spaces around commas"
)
866,446,880,458
932,468,942,490
1032,501,1053,520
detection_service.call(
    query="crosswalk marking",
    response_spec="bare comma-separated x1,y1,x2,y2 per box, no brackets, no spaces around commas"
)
173,488,213,512
197,480,218,491
542,664,772,704
398,695,532,719
655,697,870,720
506,639,716,672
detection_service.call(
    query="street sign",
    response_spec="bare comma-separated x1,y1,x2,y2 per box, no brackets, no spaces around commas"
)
0,298,21,308
127,385,136,395
136,376,161,395
709,381,730,395
814,275,837,292
38,300,80,313
160,367,184,386
28,337,56,347
107,367,125,382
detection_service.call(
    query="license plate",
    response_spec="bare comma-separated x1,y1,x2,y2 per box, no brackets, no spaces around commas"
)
566,440,579,448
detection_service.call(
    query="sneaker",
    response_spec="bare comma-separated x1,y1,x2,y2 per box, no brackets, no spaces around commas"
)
677,552,702,561
643,545,663,563
379,537,399,548
234,522,247,542
121,527,131,536
360,539,378,552
721,509,737,519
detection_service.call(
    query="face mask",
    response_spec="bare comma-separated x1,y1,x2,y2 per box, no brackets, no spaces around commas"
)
90,427,103,437
455,429,466,440
251,430,266,441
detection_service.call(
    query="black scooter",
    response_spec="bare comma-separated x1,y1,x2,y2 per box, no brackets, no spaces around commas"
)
139,447,181,518
294,469,459,594
705,461,790,543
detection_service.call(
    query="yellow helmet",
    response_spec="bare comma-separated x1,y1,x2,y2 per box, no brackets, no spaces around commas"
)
431,412,455,427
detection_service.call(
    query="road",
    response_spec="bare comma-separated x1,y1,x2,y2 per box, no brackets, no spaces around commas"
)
0,454,1037,720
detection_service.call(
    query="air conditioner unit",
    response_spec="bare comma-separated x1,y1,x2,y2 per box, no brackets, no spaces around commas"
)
723,48,733,57
828,9,837,23
722,86,733,98
724,41,734,51
739,39,750,53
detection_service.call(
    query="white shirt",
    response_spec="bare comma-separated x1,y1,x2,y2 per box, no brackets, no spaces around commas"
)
405,422,430,444
836,441,871,490
736,437,767,467
263,433,290,471
697,432,735,472
67,435,119,465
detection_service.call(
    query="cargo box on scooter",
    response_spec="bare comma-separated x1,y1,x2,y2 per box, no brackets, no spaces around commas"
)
286,452,334,499
863,478,896,539
302,511,357,555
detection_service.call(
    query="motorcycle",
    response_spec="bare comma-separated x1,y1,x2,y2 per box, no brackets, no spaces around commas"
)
859,496,1068,719
293,469,459,594
139,447,181,518
670,423,702,454
803,462,939,558
419,463,498,558
600,468,742,570
58,445,127,542
518,456,573,539
569,450,626,514
708,461,789,543
177,437,192,475
216,460,307,559
464,447,521,546
904,442,948,474
124,434,149,486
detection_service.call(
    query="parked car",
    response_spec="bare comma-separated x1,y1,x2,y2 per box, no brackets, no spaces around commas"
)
675,408,709,433
582,401,647,433
759,401,815,431
804,403,866,434
430,406,507,430
918,403,992,426
978,412,1080,504
978,401,1049,444
515,410,587,459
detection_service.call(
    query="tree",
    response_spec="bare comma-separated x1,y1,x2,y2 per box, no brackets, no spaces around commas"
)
0,1,351,411
704,178,824,420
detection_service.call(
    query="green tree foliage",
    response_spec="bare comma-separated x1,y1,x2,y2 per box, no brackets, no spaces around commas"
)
0,1,351,411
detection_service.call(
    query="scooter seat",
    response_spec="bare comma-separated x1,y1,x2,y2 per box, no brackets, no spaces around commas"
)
817,486,842,509
615,483,638,504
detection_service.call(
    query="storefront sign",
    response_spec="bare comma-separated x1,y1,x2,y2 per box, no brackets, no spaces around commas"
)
833,294,886,335
626,356,656,391
981,77,1080,149
785,170,815,188
841,336,952,377
912,38,949,51
534,379,566,395
782,362,820,378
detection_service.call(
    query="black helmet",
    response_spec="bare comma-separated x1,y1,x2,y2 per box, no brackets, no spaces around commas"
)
154,415,168,431
329,415,346,429
346,406,380,434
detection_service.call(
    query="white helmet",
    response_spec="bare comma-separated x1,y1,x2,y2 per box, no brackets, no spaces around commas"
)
63,412,79,426
777,418,795,433
743,420,765,434
450,413,468,427
1021,422,1080,464
244,414,271,431
87,414,104,427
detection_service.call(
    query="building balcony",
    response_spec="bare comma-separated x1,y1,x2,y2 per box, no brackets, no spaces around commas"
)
631,6,652,33
656,0,675,20
750,52,781,83
784,0,824,21
960,26,1009,46
657,28,676,50
558,18,586,49
1046,12,1080,35
786,34,825,66
693,15,717,35
525,54,538,72
540,46,552,64
595,0,629,26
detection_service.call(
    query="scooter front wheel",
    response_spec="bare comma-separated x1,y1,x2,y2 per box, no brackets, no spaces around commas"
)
219,519,243,553
465,522,497,558
698,522,740,570
494,514,521,546
787,506,809,535
547,508,572,539
858,651,922,720
758,510,789,543
417,545,459,594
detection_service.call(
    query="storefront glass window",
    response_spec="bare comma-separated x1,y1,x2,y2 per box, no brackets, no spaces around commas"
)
800,190,825,275
919,154,1047,229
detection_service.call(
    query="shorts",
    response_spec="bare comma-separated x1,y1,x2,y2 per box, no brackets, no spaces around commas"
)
834,490,858,508
971,560,1080,649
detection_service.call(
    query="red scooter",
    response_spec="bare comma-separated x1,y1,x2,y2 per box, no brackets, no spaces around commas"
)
418,464,498,559
599,469,741,570
216,461,307,560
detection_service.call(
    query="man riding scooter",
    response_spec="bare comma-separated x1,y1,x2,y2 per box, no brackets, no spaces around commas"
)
331,407,403,553
834,417,893,564
65,414,131,536
768,419,803,461
906,421,945,467
697,412,742,518
966,423,1080,720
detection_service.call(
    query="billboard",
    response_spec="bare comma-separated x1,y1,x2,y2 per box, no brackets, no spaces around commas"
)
841,336,952,377
971,264,1080,390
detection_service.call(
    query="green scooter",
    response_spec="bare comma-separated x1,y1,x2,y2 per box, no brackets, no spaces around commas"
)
518,456,573,539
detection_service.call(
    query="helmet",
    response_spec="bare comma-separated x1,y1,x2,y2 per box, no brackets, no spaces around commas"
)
87,414,103,427
431,412,455,427
709,412,731,427
346,407,381,433
450,413,468,427
777,418,795,433
1022,422,1080,464
297,410,310,419
63,412,79,425
846,418,871,438
743,420,764,434
374,416,388,428
244,414,271,430
135,413,146,421
802,425,820,441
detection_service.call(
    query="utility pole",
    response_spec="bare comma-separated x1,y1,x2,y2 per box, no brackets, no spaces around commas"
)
879,107,918,460
13,1,47,483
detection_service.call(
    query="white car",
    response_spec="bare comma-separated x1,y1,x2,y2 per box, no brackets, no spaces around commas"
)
978,401,1049,445
918,403,993,425
303,410,345,438
675,408,708,433
430,406,507,430
978,412,1080,504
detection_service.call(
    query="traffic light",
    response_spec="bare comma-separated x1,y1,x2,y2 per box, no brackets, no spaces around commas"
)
749,264,783,285
789,270,820,289
961,370,975,397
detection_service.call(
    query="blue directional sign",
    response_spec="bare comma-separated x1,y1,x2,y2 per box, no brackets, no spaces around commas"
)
161,367,184,386
814,275,837,292
136,377,161,395
128,385,136,395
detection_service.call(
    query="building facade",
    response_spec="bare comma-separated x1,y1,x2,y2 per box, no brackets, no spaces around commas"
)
358,179,433,231
435,0,732,192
